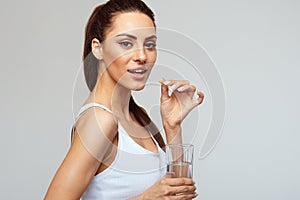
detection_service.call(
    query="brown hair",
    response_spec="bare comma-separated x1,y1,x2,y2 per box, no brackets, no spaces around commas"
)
82,0,165,149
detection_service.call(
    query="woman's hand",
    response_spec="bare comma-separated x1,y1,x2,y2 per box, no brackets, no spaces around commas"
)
130,175,197,200
160,79,204,130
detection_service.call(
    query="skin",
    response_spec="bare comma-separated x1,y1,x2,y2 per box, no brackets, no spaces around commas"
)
44,12,203,200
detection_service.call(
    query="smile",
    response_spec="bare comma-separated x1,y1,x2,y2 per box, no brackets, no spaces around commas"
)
127,69,147,74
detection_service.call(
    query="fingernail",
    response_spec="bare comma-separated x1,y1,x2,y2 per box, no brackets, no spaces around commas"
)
170,84,177,91
163,80,170,85
168,87,173,96
177,86,184,92
193,90,199,100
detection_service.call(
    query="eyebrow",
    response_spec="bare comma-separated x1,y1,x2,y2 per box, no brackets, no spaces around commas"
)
115,33,157,40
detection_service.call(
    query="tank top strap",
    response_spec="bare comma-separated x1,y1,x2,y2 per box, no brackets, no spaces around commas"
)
70,103,113,141
76,102,112,119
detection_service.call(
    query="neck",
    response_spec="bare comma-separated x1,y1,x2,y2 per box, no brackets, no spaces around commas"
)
88,71,132,120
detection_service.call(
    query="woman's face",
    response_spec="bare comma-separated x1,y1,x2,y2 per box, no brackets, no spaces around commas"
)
100,12,157,91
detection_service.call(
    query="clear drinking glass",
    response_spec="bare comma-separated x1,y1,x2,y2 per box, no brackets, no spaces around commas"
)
165,144,194,178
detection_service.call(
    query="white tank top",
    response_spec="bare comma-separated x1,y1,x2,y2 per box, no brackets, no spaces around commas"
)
75,103,167,200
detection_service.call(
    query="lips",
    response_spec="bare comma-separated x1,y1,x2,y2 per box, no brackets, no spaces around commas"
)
127,68,147,74
127,67,148,80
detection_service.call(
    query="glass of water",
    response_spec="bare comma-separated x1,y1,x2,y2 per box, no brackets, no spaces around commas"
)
165,144,194,178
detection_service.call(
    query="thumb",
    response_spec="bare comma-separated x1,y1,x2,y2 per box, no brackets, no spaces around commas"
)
161,83,169,102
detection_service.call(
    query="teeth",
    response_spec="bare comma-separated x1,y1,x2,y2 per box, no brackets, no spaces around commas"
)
128,69,146,74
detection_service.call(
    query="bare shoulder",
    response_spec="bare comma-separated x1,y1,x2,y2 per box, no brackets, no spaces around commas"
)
44,107,117,199
74,107,118,142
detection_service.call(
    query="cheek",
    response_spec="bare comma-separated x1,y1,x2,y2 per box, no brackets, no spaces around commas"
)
147,50,157,65
105,54,131,82
103,48,124,67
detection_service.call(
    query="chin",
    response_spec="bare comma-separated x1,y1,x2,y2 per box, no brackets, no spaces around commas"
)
131,83,146,91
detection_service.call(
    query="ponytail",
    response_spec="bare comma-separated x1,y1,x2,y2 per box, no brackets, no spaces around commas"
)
129,96,165,150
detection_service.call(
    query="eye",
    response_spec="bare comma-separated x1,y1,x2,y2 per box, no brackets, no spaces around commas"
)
145,42,157,49
119,41,133,48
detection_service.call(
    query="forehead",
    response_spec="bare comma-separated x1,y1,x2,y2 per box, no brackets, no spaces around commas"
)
104,12,156,39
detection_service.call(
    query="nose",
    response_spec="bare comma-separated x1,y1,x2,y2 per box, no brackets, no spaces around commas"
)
132,47,147,64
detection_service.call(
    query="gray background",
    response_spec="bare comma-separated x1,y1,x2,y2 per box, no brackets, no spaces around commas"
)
1,0,299,199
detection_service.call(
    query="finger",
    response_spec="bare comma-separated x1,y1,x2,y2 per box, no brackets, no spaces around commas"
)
170,185,196,195
161,79,189,86
169,192,198,200
161,83,170,102
161,80,190,96
176,84,196,93
194,90,204,105
163,177,195,186
168,81,190,96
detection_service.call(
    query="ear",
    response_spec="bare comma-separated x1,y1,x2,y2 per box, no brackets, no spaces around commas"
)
91,38,103,60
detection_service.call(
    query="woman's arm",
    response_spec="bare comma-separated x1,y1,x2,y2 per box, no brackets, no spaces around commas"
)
160,79,204,144
44,132,100,200
44,109,117,199
163,124,182,145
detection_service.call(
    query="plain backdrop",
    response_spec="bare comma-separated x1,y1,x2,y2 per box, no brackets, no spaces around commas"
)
1,0,299,199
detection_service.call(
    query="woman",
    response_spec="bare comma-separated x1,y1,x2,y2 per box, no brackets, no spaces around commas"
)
45,0,204,199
